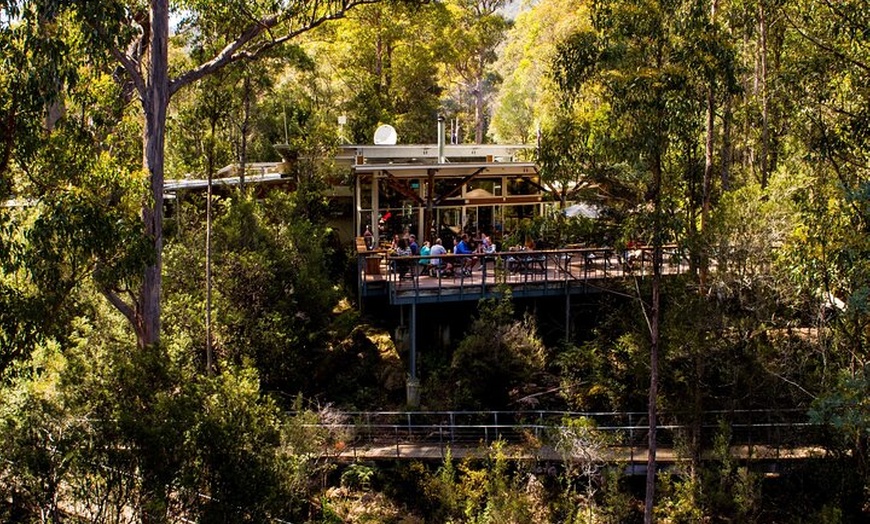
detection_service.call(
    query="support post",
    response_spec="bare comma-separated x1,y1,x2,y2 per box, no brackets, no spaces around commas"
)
372,174,379,245
407,303,420,407
565,293,571,344
410,303,417,380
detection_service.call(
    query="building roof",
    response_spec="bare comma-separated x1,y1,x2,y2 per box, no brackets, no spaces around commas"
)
352,162,538,178
163,172,284,192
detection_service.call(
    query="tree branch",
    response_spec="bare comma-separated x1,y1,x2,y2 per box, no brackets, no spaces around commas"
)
108,45,146,97
783,10,870,74
170,0,380,96
819,0,869,45
99,285,139,330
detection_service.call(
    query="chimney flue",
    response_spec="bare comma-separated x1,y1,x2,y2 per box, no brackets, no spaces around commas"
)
437,115,445,163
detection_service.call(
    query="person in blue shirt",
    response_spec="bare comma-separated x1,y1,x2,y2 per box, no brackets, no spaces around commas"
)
454,233,477,276
409,234,419,256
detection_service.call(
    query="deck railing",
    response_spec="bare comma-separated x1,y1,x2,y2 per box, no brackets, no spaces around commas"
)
358,245,692,302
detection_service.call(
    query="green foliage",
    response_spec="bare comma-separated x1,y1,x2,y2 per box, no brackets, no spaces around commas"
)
0,306,344,522
449,293,547,408
655,472,705,524
810,369,870,465
163,190,340,394
556,296,649,411
341,462,376,491
492,0,589,143
314,2,450,144
0,111,147,375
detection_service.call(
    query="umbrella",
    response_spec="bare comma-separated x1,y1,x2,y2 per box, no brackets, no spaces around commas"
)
563,203,600,219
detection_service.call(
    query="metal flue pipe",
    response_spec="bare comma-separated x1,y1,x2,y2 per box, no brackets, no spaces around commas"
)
437,115,446,163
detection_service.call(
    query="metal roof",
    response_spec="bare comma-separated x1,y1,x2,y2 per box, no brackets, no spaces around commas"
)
352,162,538,178
163,173,284,191
274,143,536,165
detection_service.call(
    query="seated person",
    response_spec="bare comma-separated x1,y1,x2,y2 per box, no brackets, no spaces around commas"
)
417,240,431,275
418,240,431,266
393,238,412,279
506,245,524,273
477,232,497,270
454,233,477,276
428,238,449,275
481,233,496,254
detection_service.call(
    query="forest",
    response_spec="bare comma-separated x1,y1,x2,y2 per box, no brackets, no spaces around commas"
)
1,0,869,522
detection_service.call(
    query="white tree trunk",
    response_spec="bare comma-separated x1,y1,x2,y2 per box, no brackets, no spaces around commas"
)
138,0,170,349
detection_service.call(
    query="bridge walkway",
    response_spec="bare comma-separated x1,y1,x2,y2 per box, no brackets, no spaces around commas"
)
312,410,828,471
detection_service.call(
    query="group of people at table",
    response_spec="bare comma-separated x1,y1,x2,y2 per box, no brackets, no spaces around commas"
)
362,224,555,280
382,230,496,279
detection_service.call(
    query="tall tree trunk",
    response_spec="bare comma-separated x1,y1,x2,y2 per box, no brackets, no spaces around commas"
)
701,83,715,292
139,0,170,350
645,154,662,524
239,75,251,194
475,52,485,144
758,0,770,188
475,77,484,144
206,117,215,375
644,74,665,521
721,95,733,191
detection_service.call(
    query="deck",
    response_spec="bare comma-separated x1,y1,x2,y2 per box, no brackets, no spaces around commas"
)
358,246,691,305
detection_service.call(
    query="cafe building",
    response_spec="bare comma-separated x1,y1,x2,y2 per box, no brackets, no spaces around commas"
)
311,124,543,248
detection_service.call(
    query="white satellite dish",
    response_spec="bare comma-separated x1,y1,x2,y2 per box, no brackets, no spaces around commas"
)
373,124,398,145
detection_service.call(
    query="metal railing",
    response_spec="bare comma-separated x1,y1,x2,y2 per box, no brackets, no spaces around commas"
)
358,245,693,302
307,409,826,460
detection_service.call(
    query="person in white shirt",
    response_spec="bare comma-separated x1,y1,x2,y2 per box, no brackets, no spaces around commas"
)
428,238,448,275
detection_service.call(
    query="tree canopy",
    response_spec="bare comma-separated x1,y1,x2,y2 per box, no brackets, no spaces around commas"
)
3,0,870,520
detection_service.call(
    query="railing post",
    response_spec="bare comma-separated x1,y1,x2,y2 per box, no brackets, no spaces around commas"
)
450,412,455,444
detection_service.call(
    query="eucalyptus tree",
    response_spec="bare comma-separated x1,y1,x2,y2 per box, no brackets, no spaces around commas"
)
779,0,870,490
311,1,449,143
536,114,613,211
554,0,707,518
0,4,151,372
490,0,588,143
1,0,383,351
440,0,510,143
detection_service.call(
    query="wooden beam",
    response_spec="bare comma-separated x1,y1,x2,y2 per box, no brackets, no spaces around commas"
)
382,170,426,206
434,167,485,204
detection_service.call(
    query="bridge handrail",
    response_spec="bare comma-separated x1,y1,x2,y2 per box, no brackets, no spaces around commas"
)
297,409,825,451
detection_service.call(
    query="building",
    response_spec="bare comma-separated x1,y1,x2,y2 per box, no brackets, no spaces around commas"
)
166,135,545,246
327,141,541,248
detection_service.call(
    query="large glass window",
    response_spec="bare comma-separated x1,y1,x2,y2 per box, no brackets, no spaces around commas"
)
359,177,373,210
437,207,462,245
434,178,460,200
379,181,406,209
507,177,536,196
502,204,536,239
466,178,502,197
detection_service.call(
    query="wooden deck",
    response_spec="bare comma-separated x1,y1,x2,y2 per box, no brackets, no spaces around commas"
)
358,246,691,305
